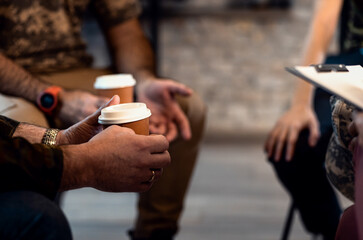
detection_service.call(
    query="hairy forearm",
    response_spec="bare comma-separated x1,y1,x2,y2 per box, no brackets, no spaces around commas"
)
12,122,68,145
0,53,50,102
107,19,157,82
292,0,343,106
12,123,46,144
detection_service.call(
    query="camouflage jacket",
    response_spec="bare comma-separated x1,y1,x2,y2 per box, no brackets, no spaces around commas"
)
0,115,63,200
326,97,356,201
0,0,141,74
324,0,363,202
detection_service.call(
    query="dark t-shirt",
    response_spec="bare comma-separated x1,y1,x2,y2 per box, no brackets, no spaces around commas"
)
339,0,363,53
0,0,141,74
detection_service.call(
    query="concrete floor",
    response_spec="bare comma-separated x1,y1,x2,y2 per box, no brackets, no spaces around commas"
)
62,141,351,240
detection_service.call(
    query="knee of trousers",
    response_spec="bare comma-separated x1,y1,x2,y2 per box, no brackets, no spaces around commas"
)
0,191,72,240
0,94,49,127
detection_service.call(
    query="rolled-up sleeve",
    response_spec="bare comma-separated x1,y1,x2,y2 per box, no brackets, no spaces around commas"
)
92,0,142,29
0,115,20,138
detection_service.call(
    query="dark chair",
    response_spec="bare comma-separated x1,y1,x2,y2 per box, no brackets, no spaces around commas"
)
281,201,295,240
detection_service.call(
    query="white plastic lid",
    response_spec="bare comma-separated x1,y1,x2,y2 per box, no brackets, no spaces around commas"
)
94,74,136,89
98,103,151,125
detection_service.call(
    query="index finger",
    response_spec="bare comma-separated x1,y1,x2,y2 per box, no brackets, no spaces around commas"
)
165,121,178,142
264,126,280,158
171,102,191,140
274,126,289,162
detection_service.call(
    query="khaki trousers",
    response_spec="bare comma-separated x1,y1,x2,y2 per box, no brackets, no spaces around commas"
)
0,68,206,237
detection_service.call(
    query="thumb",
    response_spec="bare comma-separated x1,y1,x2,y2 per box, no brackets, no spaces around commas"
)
86,95,120,123
97,95,120,114
102,95,120,109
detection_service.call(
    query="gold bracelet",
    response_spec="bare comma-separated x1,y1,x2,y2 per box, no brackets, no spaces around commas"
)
41,128,60,146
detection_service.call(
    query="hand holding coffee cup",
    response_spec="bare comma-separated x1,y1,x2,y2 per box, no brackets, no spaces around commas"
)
98,103,151,135
94,74,136,103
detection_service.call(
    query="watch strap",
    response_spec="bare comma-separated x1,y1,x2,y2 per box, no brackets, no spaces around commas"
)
42,128,60,146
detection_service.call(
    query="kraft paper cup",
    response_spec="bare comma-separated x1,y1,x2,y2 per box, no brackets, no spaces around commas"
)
94,74,136,103
98,103,151,135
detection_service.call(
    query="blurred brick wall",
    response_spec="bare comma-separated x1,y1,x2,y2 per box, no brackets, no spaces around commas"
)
85,0,337,139
159,0,327,139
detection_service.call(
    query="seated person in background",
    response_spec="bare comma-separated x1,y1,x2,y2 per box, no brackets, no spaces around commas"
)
0,96,171,240
0,1,206,239
265,0,363,238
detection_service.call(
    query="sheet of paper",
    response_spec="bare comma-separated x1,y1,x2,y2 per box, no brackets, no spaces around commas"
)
0,94,16,114
288,65,363,109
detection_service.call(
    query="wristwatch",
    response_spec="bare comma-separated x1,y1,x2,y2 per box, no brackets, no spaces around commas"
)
37,86,62,115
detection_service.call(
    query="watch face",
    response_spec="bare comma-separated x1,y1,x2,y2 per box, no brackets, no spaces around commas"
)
40,93,55,109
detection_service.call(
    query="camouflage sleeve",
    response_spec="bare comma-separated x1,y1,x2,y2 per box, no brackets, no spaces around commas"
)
0,115,20,138
91,0,142,29
0,135,63,200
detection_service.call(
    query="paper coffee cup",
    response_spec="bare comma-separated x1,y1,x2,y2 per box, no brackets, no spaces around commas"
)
94,74,136,103
98,103,151,135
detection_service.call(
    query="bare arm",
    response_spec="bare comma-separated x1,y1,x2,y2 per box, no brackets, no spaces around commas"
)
265,0,343,161
106,19,156,82
12,123,47,144
0,53,50,102
293,0,343,107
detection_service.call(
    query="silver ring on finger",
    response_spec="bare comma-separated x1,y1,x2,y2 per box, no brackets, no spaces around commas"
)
147,170,156,183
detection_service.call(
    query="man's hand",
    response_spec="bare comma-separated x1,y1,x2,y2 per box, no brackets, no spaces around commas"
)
137,79,192,142
61,126,171,193
264,104,320,161
58,90,109,126
57,95,120,145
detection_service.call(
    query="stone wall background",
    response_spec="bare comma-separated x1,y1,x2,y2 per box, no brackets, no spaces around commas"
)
85,0,339,139
158,0,336,139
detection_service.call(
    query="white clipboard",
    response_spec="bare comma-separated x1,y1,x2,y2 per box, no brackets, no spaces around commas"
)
286,65,363,109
